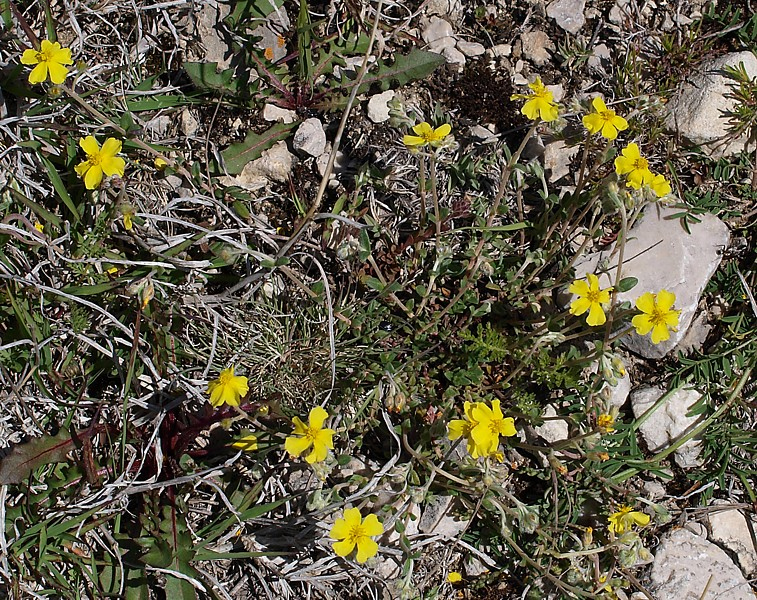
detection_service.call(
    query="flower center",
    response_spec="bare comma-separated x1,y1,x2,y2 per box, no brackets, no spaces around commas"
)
586,289,601,303
346,524,366,544
219,371,233,385
36,49,53,63
304,426,319,442
599,109,616,122
632,157,649,170
648,306,667,326
87,152,104,166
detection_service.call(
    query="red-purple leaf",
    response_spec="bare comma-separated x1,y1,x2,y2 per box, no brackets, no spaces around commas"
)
0,430,76,484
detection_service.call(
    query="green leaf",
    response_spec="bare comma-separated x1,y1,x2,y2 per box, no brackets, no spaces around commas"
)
219,122,297,175
226,0,285,27
183,62,257,97
345,49,446,94
0,430,77,484
37,154,81,223
617,277,638,293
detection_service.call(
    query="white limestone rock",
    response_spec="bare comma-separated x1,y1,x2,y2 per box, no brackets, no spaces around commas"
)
441,45,467,71
631,386,703,469
534,405,569,443
519,31,554,66
648,528,755,600
191,2,232,69
457,40,486,57
573,204,729,358
220,141,294,190
262,104,296,124
367,90,395,123
708,500,757,574
546,0,586,34
180,109,200,137
422,17,456,52
543,140,578,184
293,118,327,157
664,51,757,158
419,495,469,539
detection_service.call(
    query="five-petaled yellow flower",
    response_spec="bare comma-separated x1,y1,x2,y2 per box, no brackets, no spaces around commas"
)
449,400,516,459
614,143,654,189
403,122,452,148
569,274,614,327
21,39,73,85
649,173,672,198
330,507,384,563
207,366,249,408
582,97,629,140
231,434,258,452
510,77,560,122
284,406,335,464
75,136,126,189
608,505,650,535
631,290,680,344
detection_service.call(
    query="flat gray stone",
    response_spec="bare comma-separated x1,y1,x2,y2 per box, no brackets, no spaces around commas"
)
574,204,729,358
520,31,554,66
422,17,456,51
441,45,467,70
293,118,327,157
367,90,395,123
419,495,469,539
664,51,757,158
631,386,703,468
262,104,296,124
708,500,757,574
544,140,578,183
220,140,294,190
457,40,486,57
547,0,586,34
534,404,569,443
648,528,755,600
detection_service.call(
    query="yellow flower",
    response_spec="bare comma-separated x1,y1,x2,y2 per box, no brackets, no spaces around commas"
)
447,571,463,583
154,156,169,170
284,406,335,464
597,413,615,433
123,213,133,231
510,77,559,122
470,400,517,456
330,507,384,563
448,401,484,457
21,39,73,85
608,505,650,535
207,366,249,408
649,173,672,198
569,274,613,327
75,136,126,189
231,434,258,452
631,290,680,344
34,222,44,233
582,97,629,140
614,143,654,189
403,122,452,148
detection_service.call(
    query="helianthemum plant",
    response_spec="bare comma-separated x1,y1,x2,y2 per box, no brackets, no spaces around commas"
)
569,274,614,327
75,136,126,189
284,406,335,464
582,97,628,141
402,122,452,149
330,507,384,563
632,290,680,344
206,366,249,408
510,76,560,122
21,39,73,85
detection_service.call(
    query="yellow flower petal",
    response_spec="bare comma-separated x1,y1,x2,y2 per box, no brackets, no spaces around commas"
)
656,289,676,312
84,165,104,190
308,406,328,429
21,48,40,65
355,536,379,563
635,292,655,314
291,416,308,435
332,538,356,557
231,434,258,451
284,435,312,457
47,61,69,84
101,137,123,158
361,513,384,537
651,322,671,344
587,302,607,326
631,313,654,336
28,62,49,84
80,136,101,156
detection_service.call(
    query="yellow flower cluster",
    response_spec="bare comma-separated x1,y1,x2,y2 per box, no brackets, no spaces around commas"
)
448,400,516,459
568,275,681,344
615,143,671,197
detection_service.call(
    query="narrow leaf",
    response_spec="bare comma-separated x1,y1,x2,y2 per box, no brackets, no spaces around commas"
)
343,48,445,94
